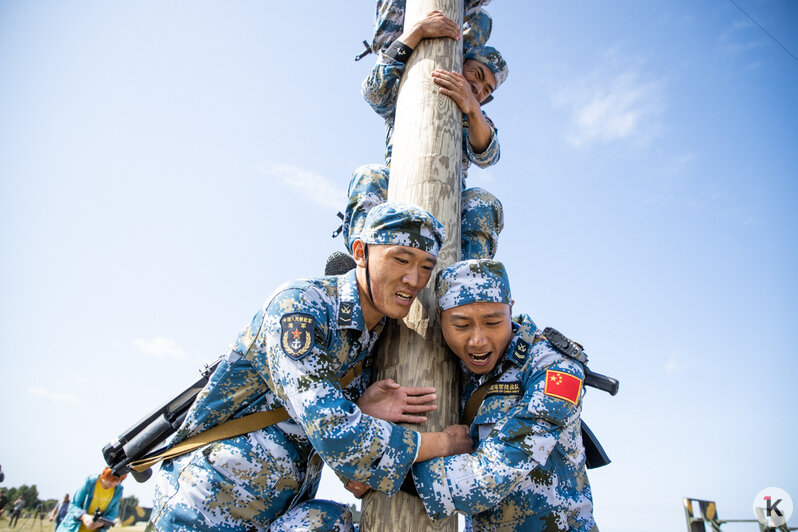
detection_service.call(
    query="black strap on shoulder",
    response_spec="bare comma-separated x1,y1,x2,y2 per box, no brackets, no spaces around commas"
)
460,372,503,427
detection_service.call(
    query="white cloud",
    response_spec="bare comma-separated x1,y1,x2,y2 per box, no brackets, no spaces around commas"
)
261,164,345,212
29,387,79,404
133,336,188,359
552,51,665,147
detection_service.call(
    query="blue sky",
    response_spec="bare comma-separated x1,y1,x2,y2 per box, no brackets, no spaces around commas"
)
1,1,796,530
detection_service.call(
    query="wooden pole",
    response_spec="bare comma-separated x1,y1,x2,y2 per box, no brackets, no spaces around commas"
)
360,0,463,530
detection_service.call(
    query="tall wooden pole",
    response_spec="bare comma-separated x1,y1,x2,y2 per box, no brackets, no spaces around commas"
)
360,0,463,530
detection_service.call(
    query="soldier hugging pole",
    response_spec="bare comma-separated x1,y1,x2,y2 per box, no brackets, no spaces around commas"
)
360,0,463,531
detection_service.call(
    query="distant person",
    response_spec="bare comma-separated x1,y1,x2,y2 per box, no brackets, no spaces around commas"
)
49,494,70,530
0,488,8,519
56,467,125,532
9,495,24,527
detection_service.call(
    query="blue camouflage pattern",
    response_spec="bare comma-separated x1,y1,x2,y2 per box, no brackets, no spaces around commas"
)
363,1,501,187
150,269,421,531
464,46,508,89
413,315,596,531
268,499,353,532
360,201,446,258
361,57,500,188
372,0,493,54
343,164,502,260
435,259,511,311
458,192,504,265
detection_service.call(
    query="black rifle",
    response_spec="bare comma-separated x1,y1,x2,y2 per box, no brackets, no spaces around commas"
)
542,327,619,469
92,508,115,529
102,359,221,482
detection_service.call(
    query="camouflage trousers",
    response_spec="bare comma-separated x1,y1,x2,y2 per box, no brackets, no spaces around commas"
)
146,501,353,532
372,0,493,54
149,428,354,531
343,164,503,260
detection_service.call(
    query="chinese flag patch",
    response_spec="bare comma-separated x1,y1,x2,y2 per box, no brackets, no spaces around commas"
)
544,369,583,405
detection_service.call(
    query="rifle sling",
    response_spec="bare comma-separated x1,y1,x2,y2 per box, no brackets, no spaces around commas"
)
460,373,503,428
130,360,363,472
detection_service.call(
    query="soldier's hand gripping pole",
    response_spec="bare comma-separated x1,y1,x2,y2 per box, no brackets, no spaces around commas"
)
102,358,220,482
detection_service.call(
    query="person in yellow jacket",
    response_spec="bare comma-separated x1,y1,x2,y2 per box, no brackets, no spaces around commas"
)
56,467,125,532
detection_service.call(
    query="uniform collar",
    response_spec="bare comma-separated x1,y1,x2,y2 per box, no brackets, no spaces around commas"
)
336,269,371,331
502,313,538,368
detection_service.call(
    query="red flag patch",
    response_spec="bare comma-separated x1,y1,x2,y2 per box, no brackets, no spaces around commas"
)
544,369,583,405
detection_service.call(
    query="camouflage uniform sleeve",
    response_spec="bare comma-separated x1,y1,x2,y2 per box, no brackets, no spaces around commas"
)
361,52,405,121
412,353,584,519
465,110,500,168
255,287,421,496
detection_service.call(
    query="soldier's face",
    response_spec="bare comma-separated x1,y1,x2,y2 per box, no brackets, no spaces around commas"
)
463,59,496,104
440,302,513,374
355,243,436,325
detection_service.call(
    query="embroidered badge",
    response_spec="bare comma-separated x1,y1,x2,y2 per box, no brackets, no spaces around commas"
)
512,339,529,366
544,369,583,405
280,313,315,360
338,301,354,327
485,381,522,397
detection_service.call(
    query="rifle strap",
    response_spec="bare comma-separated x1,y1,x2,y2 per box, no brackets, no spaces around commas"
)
130,360,364,472
460,373,503,427
460,335,544,427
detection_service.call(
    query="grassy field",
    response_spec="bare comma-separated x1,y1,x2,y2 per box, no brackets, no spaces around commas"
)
0,516,146,532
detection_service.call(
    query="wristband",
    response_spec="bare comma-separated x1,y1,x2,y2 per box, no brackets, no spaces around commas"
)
385,40,413,64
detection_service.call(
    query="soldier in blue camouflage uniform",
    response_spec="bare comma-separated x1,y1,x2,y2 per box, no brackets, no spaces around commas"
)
413,260,597,531
343,164,503,261
362,2,508,186
148,202,473,532
372,0,494,57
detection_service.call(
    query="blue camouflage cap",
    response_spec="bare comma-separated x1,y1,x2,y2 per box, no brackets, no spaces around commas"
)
360,201,446,258
435,259,512,310
464,45,508,89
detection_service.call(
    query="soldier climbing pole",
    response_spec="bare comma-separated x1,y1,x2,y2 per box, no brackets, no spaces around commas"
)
360,0,464,530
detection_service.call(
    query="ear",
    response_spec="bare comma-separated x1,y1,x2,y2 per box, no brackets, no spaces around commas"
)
352,240,367,267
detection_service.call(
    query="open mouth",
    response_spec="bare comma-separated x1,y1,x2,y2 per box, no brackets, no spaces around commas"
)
396,291,414,304
468,352,492,365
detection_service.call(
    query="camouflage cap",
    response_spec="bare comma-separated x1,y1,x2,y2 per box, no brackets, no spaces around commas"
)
464,45,508,89
435,259,512,310
360,201,446,258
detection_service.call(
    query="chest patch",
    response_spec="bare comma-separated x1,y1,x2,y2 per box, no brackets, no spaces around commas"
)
280,313,316,360
544,369,583,405
485,381,522,397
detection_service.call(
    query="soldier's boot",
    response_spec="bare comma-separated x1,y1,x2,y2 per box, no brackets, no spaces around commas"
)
461,187,504,260
343,163,390,254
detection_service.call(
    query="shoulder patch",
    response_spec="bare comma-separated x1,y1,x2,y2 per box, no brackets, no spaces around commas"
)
338,301,355,327
280,313,316,360
544,369,583,405
511,338,530,366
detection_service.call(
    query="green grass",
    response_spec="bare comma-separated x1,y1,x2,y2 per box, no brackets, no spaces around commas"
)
0,516,146,532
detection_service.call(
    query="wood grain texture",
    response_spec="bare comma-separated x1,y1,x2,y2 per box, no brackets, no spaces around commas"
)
360,0,463,530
